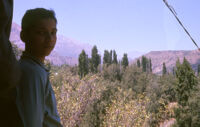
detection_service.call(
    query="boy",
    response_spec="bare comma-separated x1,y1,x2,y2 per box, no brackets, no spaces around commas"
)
16,8,62,127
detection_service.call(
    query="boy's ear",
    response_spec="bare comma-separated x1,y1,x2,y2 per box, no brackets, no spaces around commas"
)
20,31,28,43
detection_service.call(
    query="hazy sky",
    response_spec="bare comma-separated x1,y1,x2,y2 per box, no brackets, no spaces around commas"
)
13,0,200,55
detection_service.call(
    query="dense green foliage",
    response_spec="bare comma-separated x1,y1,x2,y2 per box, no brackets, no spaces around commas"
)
175,58,197,106
112,50,118,64
141,56,152,73
51,55,200,127
103,50,110,66
50,64,176,127
198,64,200,76
162,62,167,75
78,50,89,78
90,45,101,73
103,49,118,66
149,58,152,72
102,64,122,81
137,59,141,68
109,50,112,65
121,53,129,69
51,65,151,127
13,43,200,126
173,58,200,127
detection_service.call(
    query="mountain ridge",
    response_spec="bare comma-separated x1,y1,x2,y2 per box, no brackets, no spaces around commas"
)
134,50,200,74
11,22,200,72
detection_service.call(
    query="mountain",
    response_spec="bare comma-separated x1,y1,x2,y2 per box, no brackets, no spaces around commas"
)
134,50,200,74
12,23,200,71
10,22,92,65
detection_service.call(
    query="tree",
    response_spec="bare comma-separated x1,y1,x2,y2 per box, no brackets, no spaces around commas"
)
198,64,200,76
175,58,197,106
112,50,118,64
121,53,129,69
172,67,175,76
90,45,101,73
103,50,110,66
162,62,167,75
174,58,198,126
137,59,141,68
142,56,148,72
149,59,152,72
88,58,93,72
78,50,89,78
109,50,112,65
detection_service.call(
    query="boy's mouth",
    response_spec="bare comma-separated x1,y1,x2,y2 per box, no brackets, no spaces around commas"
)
44,46,54,48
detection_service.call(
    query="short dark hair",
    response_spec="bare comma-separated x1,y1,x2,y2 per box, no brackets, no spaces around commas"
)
21,8,57,31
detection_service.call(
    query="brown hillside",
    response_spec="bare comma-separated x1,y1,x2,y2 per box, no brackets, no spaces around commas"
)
135,50,200,74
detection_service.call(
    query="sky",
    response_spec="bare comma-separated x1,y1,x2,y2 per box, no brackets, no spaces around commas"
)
13,0,200,56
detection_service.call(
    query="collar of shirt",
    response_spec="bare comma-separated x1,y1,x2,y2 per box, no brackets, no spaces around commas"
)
20,51,49,72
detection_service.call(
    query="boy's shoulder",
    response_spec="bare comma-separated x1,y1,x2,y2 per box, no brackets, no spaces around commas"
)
19,58,48,78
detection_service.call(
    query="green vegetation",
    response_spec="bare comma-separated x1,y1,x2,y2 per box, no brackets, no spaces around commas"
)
162,62,167,75
121,53,129,69
198,64,200,76
112,50,118,64
13,44,200,126
173,58,200,127
90,45,101,73
78,50,89,78
55,47,200,127
141,56,152,73
137,59,141,68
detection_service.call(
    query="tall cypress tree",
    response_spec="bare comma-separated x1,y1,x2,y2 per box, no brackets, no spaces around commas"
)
109,50,113,65
121,53,129,69
149,58,152,72
142,56,147,72
91,45,101,73
88,58,92,72
137,59,141,68
198,64,200,76
112,50,118,64
78,50,89,78
103,50,110,66
172,67,175,76
162,62,167,75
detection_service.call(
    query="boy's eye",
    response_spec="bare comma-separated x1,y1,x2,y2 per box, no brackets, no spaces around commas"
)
51,31,57,35
51,30,57,35
34,30,57,36
36,31,46,35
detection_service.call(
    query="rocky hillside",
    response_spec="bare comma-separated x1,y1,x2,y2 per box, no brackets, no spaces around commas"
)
135,50,200,74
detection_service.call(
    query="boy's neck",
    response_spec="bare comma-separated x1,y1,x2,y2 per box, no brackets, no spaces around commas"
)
34,55,45,63
24,51,45,63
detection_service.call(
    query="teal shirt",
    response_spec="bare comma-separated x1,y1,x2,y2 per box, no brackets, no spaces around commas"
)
16,52,62,127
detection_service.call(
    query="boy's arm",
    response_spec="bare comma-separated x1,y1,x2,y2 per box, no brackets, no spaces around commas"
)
16,67,45,127
43,80,62,127
0,0,21,94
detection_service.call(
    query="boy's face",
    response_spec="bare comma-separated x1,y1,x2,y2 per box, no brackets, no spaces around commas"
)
25,18,57,58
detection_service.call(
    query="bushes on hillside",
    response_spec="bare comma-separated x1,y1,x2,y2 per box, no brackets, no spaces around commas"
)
102,64,122,81
121,65,150,95
50,56,200,127
51,65,152,127
173,58,200,127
